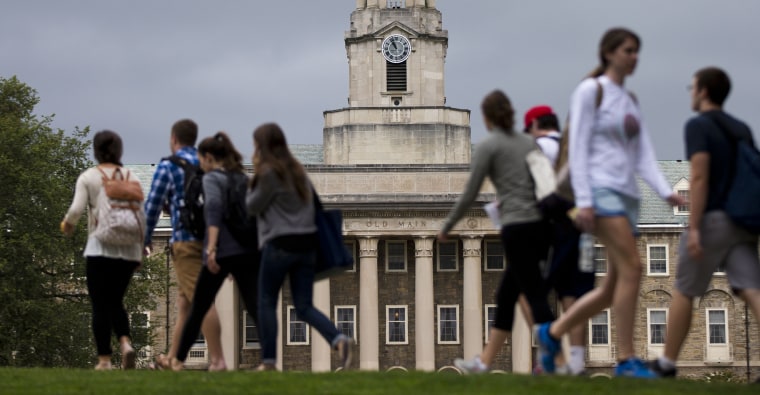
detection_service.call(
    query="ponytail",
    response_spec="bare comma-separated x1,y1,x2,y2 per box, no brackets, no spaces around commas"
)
198,132,244,173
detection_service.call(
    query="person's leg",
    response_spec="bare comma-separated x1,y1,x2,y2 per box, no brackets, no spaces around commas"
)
258,245,291,367
560,296,586,374
289,250,341,344
594,216,641,361
228,253,261,328
662,289,693,362
175,264,227,365
105,259,139,369
86,256,115,369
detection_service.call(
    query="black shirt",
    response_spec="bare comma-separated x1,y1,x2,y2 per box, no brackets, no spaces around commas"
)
684,110,755,211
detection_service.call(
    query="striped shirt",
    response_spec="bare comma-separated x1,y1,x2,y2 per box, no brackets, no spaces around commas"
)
144,146,199,245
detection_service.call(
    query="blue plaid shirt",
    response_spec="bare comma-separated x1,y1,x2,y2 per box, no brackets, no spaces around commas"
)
144,146,200,245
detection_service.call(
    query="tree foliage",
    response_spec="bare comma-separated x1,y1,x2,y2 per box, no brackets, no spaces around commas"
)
0,76,167,367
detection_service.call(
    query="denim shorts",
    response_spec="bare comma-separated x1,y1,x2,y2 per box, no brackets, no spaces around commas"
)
592,187,639,234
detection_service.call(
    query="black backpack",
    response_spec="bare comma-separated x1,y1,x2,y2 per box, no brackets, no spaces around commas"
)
221,171,258,246
166,155,206,239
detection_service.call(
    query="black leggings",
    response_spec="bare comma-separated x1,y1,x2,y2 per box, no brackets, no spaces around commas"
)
86,256,139,356
176,252,260,362
494,220,555,330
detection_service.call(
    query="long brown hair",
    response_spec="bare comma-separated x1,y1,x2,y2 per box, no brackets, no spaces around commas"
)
252,123,310,202
197,132,244,173
588,27,640,78
93,130,123,166
481,90,515,133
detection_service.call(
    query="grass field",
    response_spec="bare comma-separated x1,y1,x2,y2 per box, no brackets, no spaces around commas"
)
1,368,758,395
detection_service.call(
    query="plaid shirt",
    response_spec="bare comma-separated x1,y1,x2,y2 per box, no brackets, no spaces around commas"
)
144,146,199,245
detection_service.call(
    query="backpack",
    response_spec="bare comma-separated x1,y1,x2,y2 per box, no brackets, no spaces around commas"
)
166,155,206,239
92,167,146,246
220,170,258,246
707,113,760,233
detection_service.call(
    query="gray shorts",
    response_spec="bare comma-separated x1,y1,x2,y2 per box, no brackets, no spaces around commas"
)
675,211,760,297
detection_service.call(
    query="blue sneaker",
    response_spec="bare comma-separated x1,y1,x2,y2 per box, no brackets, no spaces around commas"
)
536,322,561,374
614,357,657,379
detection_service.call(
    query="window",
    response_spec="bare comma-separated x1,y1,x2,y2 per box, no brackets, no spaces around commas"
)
437,305,459,344
243,310,259,347
484,304,507,344
648,309,667,345
335,306,356,342
437,241,458,271
131,312,149,329
386,241,407,272
594,245,607,275
287,306,309,345
648,245,669,275
707,309,727,344
344,240,357,272
484,241,505,271
589,310,609,345
386,306,408,344
673,178,690,215
387,0,405,8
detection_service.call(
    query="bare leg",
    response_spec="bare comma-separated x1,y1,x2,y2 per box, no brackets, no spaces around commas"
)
201,305,226,371
663,289,693,361
550,271,616,337
167,294,190,361
480,327,509,366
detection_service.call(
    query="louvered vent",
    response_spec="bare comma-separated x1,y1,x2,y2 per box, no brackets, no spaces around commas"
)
386,61,407,92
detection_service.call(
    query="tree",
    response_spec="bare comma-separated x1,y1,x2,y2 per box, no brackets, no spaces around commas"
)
0,76,167,367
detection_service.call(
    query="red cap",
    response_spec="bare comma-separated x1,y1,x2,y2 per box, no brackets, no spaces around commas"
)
524,105,555,131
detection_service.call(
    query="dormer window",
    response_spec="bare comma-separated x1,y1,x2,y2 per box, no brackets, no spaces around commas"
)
673,178,690,215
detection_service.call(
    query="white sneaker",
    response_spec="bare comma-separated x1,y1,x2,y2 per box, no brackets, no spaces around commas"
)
454,356,489,374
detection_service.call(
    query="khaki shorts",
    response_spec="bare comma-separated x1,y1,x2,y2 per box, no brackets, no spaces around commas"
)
676,211,760,297
171,241,203,301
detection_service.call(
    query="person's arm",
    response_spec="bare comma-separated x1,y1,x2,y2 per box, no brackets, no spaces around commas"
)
143,161,171,246
634,120,676,201
203,173,226,274
61,171,90,236
568,79,599,232
246,170,278,216
686,152,709,260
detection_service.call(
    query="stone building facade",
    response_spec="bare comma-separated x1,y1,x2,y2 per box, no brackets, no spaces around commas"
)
126,0,759,381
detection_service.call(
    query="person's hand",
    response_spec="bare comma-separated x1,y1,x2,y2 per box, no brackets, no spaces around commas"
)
143,243,153,257
437,232,448,242
687,228,703,261
574,207,595,233
666,193,686,207
60,220,75,237
207,251,221,274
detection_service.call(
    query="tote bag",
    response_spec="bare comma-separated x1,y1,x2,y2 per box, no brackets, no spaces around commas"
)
313,191,354,280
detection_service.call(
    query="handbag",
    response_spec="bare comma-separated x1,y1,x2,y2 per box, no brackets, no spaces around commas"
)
313,190,354,280
707,113,760,233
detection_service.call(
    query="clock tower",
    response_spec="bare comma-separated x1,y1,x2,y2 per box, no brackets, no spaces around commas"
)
323,0,471,165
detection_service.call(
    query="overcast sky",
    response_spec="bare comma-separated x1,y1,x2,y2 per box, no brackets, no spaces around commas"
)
3,1,759,164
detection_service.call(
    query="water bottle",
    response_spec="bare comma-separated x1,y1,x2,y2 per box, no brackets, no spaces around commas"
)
578,233,595,273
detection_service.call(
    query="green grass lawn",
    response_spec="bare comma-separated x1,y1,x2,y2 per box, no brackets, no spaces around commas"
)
1,368,755,395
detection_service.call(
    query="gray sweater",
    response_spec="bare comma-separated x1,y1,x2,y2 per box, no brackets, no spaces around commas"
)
441,129,542,233
203,170,257,259
245,169,317,248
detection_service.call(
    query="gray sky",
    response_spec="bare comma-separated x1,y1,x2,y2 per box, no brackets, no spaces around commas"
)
3,1,759,164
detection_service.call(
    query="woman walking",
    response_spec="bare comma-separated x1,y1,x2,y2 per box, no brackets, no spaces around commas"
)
536,27,684,378
246,123,352,371
61,130,142,370
169,132,260,371
443,90,554,373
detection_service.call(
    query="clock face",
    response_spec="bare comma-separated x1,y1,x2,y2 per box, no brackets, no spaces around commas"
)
382,34,411,63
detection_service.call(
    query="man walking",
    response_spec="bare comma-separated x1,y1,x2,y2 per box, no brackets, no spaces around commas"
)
144,119,226,370
652,67,760,377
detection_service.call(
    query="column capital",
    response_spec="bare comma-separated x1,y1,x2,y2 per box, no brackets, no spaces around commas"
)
413,236,434,258
359,237,379,258
462,235,483,258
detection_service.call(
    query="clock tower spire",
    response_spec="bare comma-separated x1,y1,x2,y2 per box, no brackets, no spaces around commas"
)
323,1,471,165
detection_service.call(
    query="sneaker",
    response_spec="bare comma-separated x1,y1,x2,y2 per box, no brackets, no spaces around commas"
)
454,356,489,374
536,322,561,374
336,337,353,370
614,357,657,379
649,359,677,378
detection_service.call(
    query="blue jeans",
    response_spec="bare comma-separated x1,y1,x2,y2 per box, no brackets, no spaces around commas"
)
258,243,342,364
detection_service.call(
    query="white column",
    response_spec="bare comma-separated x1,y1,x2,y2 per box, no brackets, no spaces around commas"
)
311,278,332,371
511,306,532,374
414,236,435,371
461,236,483,360
356,0,366,9
215,277,238,370
359,237,379,370
276,291,283,371
367,0,379,8
413,0,426,7
426,0,436,8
